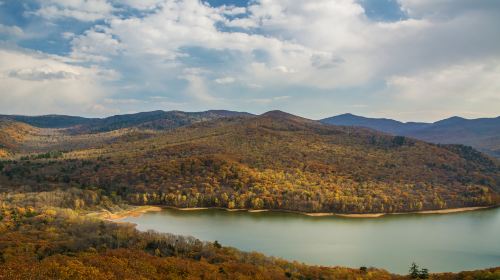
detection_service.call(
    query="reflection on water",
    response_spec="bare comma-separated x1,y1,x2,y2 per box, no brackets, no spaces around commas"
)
122,207,500,274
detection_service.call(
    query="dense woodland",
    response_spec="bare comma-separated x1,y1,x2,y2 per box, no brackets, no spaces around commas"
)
1,193,499,279
1,111,500,278
0,196,395,279
1,112,499,214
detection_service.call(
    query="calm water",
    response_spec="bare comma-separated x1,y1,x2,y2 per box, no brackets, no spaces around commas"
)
122,208,500,274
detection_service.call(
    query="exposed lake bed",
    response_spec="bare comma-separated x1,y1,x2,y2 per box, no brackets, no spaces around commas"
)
122,207,500,274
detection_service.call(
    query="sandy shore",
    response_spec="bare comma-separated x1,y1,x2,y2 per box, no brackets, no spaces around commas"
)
248,209,269,213
311,206,491,218
176,207,209,211
325,206,491,218
304,212,334,217
95,205,495,221
90,205,163,221
398,206,490,215
334,213,385,218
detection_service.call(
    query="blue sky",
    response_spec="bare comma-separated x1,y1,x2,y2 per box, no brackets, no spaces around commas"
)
0,0,499,121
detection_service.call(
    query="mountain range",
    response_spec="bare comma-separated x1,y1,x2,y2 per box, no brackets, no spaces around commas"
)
322,113,500,158
2,110,499,158
1,110,499,214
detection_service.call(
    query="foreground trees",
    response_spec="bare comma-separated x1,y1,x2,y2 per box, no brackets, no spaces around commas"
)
0,198,499,279
0,199,400,280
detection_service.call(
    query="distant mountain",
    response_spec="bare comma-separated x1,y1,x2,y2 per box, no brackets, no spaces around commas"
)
0,110,253,134
0,114,97,128
321,114,500,158
72,110,253,134
320,113,429,134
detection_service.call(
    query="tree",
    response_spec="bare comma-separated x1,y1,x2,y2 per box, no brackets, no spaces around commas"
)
409,262,420,279
419,268,429,279
409,262,429,279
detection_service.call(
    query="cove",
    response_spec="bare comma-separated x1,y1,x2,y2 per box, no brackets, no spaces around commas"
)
121,207,500,274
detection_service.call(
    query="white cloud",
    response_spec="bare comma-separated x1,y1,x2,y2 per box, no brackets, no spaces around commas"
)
0,24,23,37
387,61,500,101
216,5,246,16
246,95,290,104
33,0,114,21
7,66,79,81
179,68,217,103
70,29,123,61
121,0,164,10
383,60,500,120
215,76,235,84
4,0,499,119
61,32,75,39
0,49,116,116
273,66,296,74
398,0,500,18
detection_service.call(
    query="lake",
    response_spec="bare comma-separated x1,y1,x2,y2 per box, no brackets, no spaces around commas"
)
122,207,500,274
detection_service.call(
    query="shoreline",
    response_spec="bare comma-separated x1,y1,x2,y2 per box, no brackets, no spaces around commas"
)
90,205,163,221
100,205,497,221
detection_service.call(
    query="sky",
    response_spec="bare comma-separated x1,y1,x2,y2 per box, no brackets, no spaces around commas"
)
0,0,499,121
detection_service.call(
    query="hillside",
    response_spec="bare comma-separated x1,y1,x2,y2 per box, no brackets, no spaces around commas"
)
2,111,499,214
320,113,429,135
0,110,253,157
321,114,500,158
0,114,97,128
1,110,252,134
1,194,499,279
0,118,40,157
68,110,253,134
0,118,160,157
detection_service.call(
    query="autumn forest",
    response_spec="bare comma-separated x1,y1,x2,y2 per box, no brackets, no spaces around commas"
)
1,110,499,279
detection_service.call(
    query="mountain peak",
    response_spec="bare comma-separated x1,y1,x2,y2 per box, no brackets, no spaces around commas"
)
337,113,358,117
261,110,291,117
258,111,316,126
434,116,467,125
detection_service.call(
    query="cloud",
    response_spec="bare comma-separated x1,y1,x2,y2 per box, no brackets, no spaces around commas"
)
121,0,164,10
7,67,79,81
70,28,123,62
246,95,290,104
398,0,500,18
273,66,296,74
179,68,217,103
382,60,500,120
1,0,499,120
310,53,345,69
387,60,500,102
0,48,116,116
215,76,235,84
0,24,23,37
32,0,114,21
216,5,246,16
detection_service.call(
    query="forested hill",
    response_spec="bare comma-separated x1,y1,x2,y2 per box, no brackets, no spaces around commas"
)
0,118,39,157
4,110,499,158
0,110,253,134
1,110,499,214
0,110,253,156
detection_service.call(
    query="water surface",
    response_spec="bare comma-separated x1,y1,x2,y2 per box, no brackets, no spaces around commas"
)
122,208,500,274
